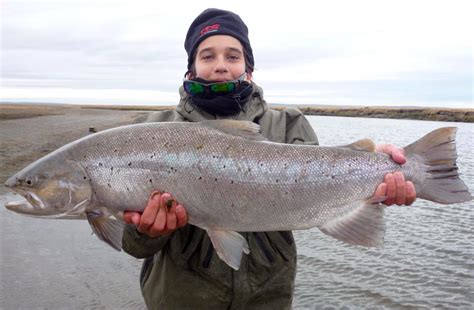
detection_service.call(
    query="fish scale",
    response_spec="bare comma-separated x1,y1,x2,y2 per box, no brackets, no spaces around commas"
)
5,120,472,270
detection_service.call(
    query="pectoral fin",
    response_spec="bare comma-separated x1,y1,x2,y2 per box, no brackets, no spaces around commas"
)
320,197,386,248
87,209,125,251
206,229,250,270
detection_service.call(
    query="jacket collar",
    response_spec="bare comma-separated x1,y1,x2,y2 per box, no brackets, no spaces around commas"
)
175,82,268,122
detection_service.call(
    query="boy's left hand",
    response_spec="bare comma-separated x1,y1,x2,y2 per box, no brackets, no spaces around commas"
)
374,144,417,206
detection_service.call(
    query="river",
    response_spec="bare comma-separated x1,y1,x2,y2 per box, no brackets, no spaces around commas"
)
1,116,472,309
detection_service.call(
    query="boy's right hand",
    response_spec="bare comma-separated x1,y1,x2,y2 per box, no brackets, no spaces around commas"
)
123,191,188,237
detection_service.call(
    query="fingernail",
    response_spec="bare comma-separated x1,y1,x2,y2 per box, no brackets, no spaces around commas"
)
132,214,140,226
151,191,161,200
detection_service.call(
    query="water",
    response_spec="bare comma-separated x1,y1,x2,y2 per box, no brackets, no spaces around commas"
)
293,116,474,309
1,116,472,309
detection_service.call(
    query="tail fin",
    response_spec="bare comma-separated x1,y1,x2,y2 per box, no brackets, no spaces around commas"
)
404,127,472,204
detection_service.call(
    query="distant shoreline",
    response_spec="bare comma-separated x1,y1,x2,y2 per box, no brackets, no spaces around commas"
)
1,102,473,122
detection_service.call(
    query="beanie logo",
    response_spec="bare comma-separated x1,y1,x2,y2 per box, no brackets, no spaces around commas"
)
200,23,220,36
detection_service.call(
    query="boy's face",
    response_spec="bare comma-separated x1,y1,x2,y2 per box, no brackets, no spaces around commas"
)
194,35,247,82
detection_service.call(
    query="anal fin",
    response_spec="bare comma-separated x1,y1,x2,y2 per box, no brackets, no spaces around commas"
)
320,198,386,248
87,209,125,251
206,229,250,270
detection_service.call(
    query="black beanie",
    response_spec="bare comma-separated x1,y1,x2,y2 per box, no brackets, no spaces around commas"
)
184,8,254,73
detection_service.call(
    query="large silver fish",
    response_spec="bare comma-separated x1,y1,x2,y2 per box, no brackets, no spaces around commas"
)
5,120,472,269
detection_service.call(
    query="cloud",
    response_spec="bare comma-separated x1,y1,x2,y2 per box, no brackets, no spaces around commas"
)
1,0,472,107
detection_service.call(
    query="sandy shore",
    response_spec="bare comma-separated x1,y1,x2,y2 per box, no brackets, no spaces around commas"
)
0,104,147,193
85,104,474,122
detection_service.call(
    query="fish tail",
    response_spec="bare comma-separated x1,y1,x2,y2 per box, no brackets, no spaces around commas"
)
404,127,472,204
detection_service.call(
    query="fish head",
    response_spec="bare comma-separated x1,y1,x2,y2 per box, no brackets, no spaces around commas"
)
5,156,92,218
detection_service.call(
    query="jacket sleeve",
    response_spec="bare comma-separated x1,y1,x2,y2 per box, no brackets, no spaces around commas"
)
122,225,174,258
283,108,319,145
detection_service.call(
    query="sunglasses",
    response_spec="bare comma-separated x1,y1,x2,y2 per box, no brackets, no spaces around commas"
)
183,73,247,96
183,80,238,96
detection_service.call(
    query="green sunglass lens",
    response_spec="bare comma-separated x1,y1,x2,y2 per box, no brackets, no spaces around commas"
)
210,83,235,93
186,82,205,95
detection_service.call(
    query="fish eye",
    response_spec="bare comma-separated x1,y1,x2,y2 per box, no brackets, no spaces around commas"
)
25,177,34,186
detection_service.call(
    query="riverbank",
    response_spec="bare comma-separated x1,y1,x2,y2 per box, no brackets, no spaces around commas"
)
79,104,474,123
0,104,146,193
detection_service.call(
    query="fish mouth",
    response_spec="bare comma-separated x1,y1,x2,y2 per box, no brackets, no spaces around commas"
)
4,189,47,215
5,199,33,212
25,191,46,209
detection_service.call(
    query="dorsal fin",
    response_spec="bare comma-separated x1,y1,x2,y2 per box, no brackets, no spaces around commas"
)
339,139,376,152
201,120,267,141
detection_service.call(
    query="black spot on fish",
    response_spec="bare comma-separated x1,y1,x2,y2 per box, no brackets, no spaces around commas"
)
331,175,335,179
294,179,298,183
83,176,87,180
149,179,153,183
285,191,289,195
198,176,202,180
107,183,111,187
126,187,129,191
276,179,279,183
99,163,103,167
223,165,226,168
214,178,218,182
111,167,114,171
128,162,132,166
114,149,117,153
230,180,234,184
152,136,155,140
83,155,87,159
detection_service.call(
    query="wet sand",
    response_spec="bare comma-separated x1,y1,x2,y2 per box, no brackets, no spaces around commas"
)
0,104,148,309
0,104,147,194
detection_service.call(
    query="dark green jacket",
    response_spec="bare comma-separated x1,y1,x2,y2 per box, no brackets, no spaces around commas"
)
122,84,318,309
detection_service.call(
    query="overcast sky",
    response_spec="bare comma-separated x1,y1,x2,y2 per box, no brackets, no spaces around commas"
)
1,0,473,107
